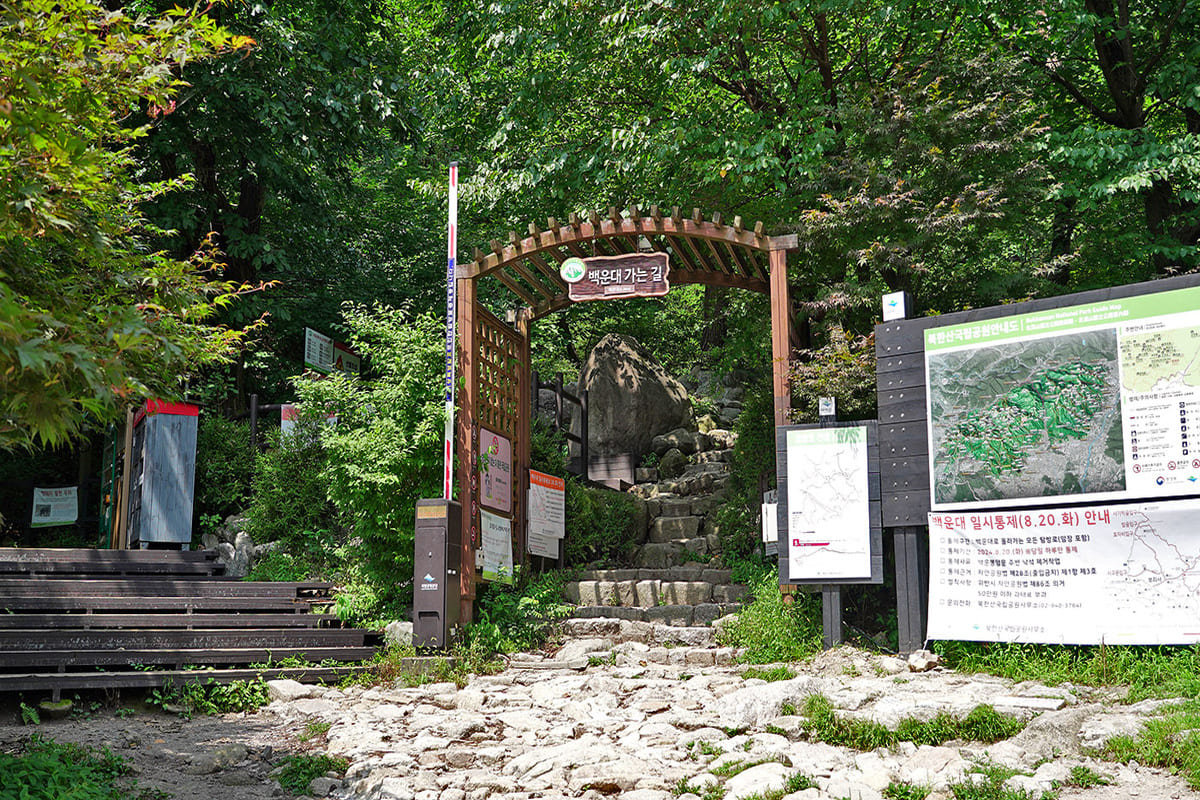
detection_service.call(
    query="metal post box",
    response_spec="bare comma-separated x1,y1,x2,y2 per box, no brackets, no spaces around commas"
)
413,498,462,649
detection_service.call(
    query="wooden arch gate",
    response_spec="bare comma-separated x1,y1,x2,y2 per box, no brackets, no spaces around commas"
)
455,206,799,623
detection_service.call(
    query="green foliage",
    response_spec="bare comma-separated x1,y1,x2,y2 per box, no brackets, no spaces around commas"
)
935,642,1200,701
1061,766,1111,789
718,567,822,664
800,695,1024,750
273,753,349,794
711,380,777,565
946,760,1042,800
0,0,257,449
883,782,931,800
296,303,444,618
297,721,332,743
564,478,640,567
19,701,40,726
149,677,270,716
788,330,878,424
740,665,797,683
244,422,339,551
469,570,572,656
194,415,255,521
0,735,132,800
1103,700,1200,789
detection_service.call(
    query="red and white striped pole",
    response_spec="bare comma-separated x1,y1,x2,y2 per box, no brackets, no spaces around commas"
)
442,162,458,499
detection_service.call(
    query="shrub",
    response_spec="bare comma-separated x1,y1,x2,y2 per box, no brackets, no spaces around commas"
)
718,566,822,663
711,379,776,564
0,735,131,800
193,415,255,524
243,418,339,550
563,477,639,567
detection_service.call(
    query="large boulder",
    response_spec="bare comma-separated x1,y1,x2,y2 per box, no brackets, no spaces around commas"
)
573,334,693,460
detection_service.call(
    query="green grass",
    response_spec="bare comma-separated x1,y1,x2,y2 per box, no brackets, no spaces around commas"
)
297,721,332,742
0,735,161,800
945,760,1043,800
883,781,931,800
273,753,350,794
1060,765,1111,788
740,665,797,682
717,571,822,663
801,695,1025,750
1102,699,1200,788
935,641,1200,701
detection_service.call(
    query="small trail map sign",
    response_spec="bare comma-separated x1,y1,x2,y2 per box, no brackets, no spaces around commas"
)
527,469,565,559
926,284,1200,510
928,498,1200,644
784,426,873,581
561,253,669,302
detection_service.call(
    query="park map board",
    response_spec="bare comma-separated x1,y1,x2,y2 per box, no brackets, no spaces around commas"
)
926,284,1200,511
922,282,1200,644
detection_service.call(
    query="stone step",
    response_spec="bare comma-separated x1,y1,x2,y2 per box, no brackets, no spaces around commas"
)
649,515,701,542
561,617,725,648
636,539,711,567
564,578,749,607
568,602,742,627
575,566,733,582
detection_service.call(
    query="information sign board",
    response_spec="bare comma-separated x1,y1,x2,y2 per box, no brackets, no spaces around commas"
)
926,284,1200,510
563,253,669,303
480,509,514,585
928,499,1200,644
479,428,512,513
527,470,565,559
784,426,873,581
31,487,78,528
304,328,359,376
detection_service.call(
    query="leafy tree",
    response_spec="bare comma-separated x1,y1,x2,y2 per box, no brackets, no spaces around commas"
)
981,0,1200,274
0,0,258,449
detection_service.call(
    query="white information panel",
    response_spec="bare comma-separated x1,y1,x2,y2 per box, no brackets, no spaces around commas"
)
928,498,1200,644
786,426,871,580
527,470,565,559
479,509,514,585
31,487,78,528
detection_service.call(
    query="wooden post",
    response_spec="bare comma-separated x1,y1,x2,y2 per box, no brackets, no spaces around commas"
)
249,393,259,453
819,402,843,648
457,277,478,626
515,309,532,571
894,525,929,654
768,248,792,426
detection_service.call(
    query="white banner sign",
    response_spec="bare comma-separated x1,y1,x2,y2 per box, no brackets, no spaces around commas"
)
31,486,78,528
480,509,514,585
928,498,1200,644
527,470,565,559
786,426,871,580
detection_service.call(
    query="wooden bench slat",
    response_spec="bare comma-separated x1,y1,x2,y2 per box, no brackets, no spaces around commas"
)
0,613,342,629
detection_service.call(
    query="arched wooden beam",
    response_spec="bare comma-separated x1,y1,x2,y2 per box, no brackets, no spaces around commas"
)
461,211,796,281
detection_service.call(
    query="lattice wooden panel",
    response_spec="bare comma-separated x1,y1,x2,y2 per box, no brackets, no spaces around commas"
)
474,307,522,441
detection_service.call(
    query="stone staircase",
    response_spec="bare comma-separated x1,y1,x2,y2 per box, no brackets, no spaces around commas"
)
564,566,749,628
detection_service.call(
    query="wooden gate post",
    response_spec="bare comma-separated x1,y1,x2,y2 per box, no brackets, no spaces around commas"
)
515,308,533,569
768,248,792,426
456,276,478,626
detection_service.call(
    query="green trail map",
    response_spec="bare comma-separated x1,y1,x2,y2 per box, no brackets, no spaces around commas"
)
928,330,1125,505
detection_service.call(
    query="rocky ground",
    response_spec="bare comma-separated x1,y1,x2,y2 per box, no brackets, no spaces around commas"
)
1,639,1196,800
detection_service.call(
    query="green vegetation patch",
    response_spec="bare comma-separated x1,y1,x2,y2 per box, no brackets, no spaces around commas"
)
936,642,1200,701
0,735,148,800
717,569,822,664
273,753,349,794
740,665,797,682
1102,699,1200,788
801,695,1024,750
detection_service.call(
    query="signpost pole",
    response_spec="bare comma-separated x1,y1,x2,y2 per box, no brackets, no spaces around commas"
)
818,397,843,649
443,162,459,500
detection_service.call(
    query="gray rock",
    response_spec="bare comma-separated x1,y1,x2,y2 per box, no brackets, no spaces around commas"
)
226,530,254,578
907,649,940,672
267,679,315,703
723,762,793,800
573,334,693,461
308,776,342,796
650,516,700,543
385,620,414,649
658,449,688,480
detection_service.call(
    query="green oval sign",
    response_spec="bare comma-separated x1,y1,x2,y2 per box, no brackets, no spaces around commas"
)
560,257,587,284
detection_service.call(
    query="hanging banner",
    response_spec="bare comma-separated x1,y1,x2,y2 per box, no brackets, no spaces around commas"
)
479,427,512,512
31,486,78,528
527,469,565,559
928,498,1200,644
562,253,670,302
443,162,458,499
480,509,514,584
